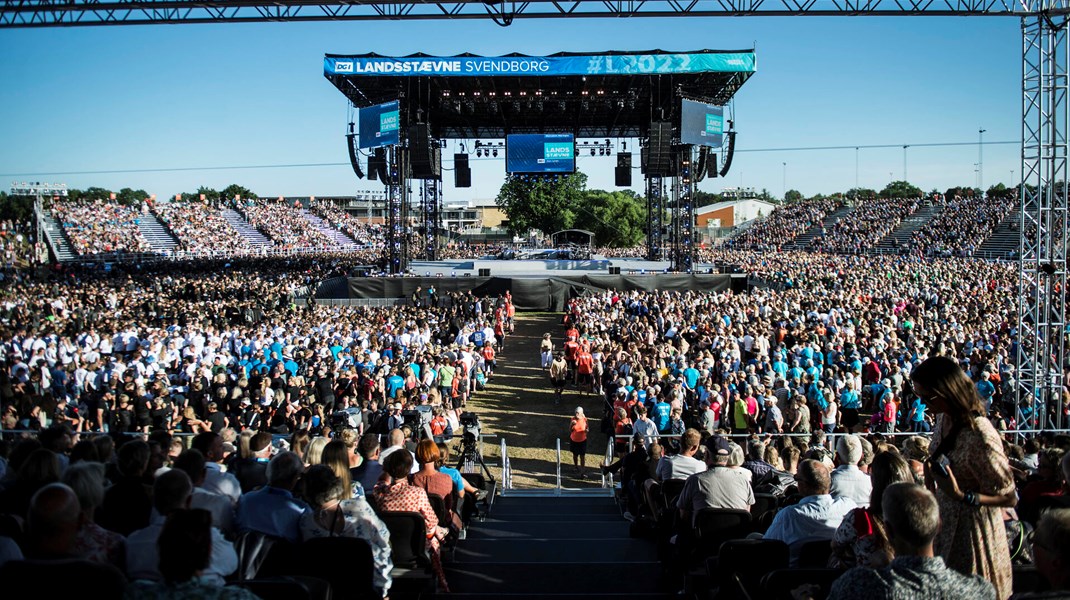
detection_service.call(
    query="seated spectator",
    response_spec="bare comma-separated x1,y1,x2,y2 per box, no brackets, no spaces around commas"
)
98,440,153,537
742,436,775,480
126,469,237,585
1020,508,1070,598
764,459,856,566
379,429,418,475
828,483,996,600
374,449,449,592
831,434,873,507
24,482,86,559
677,438,754,527
831,451,913,569
299,465,393,598
352,434,384,493
125,509,259,600
190,432,241,505
172,449,235,537
0,447,60,523
411,439,455,501
656,428,706,482
229,431,272,493
235,451,309,543
63,461,126,569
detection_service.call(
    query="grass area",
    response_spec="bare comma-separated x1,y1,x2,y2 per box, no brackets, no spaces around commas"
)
464,313,609,489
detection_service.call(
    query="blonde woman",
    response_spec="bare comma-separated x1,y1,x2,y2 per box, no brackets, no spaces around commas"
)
305,436,330,467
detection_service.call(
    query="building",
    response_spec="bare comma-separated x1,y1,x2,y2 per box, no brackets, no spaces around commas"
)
695,198,777,229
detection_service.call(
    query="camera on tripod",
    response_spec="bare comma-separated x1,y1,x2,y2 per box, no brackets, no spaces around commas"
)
459,412,481,459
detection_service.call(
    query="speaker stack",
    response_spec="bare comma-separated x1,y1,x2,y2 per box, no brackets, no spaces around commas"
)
643,122,674,177
408,124,440,180
615,152,632,187
454,153,471,188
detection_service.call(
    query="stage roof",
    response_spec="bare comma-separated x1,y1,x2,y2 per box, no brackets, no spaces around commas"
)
324,50,756,139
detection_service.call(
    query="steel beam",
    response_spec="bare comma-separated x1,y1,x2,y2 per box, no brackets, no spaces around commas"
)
421,177,441,261
646,175,664,261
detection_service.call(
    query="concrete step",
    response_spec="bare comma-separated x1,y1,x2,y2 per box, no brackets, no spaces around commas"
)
466,520,631,540
442,563,663,594
452,538,656,564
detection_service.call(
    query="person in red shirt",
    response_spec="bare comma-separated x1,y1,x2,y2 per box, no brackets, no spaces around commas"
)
882,395,898,434
569,406,590,479
575,347,594,393
564,336,580,377
481,343,497,377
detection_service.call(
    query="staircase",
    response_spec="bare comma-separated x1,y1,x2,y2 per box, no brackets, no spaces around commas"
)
221,208,274,248
976,208,1021,259
39,213,78,262
136,212,179,253
874,201,943,253
300,209,357,247
437,495,665,599
783,205,853,250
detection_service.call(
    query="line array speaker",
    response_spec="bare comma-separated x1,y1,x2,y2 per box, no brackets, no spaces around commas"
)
409,124,441,179
615,152,632,187
644,122,674,177
454,153,471,187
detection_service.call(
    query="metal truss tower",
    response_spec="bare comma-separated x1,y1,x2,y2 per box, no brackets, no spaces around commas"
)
646,176,664,261
1019,10,1069,432
421,178,441,261
385,147,409,275
670,147,696,273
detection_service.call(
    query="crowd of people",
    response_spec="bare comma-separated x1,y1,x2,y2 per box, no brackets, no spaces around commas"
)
815,197,920,254
237,200,335,250
547,265,1069,598
911,192,1018,258
153,202,256,255
308,201,384,251
52,201,154,256
726,198,842,251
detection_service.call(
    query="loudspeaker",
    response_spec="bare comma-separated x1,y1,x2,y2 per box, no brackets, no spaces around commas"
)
609,266,621,275
409,124,440,179
708,153,719,178
719,132,736,177
615,152,632,187
346,133,364,179
368,148,387,182
645,122,673,177
478,268,490,277
454,153,471,188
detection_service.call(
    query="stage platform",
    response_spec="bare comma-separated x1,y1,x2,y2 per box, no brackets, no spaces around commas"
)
407,257,732,277
315,260,748,311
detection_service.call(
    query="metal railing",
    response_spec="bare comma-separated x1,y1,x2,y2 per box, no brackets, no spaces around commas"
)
555,438,563,496
601,437,615,489
500,437,513,493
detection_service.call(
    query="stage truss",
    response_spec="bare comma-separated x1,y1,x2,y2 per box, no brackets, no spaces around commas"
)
3,0,1067,431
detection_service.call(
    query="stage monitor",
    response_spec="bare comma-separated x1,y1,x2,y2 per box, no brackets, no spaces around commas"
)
680,98,723,148
357,100,400,149
506,133,576,174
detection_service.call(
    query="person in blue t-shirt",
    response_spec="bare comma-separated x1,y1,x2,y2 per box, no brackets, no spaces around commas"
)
653,397,673,433
908,396,929,432
385,368,405,400
683,365,700,391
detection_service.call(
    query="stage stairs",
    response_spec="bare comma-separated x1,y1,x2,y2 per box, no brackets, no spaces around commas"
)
783,205,853,250
39,213,77,262
976,208,1021,259
428,493,668,600
875,200,943,253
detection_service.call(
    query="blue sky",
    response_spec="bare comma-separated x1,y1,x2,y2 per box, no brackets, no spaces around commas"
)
0,17,1021,202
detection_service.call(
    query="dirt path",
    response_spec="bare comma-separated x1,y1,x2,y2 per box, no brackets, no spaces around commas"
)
467,313,607,489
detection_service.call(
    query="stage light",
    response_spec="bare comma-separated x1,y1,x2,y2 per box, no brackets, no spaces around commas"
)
590,148,596,156
493,149,499,157
476,149,482,157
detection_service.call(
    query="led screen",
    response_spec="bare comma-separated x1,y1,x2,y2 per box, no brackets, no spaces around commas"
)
357,100,400,149
506,134,576,173
680,99,723,148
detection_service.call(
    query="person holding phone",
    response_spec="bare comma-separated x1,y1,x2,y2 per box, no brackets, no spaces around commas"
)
911,356,1016,599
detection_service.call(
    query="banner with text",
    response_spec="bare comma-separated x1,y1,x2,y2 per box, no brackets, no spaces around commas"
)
325,53,756,77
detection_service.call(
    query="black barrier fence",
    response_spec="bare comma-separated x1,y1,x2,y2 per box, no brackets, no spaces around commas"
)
321,273,748,311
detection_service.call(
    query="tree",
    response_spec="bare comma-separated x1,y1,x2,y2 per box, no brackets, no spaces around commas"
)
220,184,258,201
573,189,647,247
878,180,923,199
115,187,149,206
0,192,34,222
845,187,877,202
495,173,587,235
784,189,803,204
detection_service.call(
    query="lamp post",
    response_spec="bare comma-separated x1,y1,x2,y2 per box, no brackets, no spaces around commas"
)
978,128,986,193
782,162,787,200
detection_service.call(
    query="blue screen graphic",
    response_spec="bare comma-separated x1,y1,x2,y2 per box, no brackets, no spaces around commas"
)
506,134,576,173
680,98,723,148
357,101,400,149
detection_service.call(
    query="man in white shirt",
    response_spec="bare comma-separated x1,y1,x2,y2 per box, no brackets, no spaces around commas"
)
190,432,241,505
830,434,873,507
173,449,235,537
764,459,856,566
656,429,707,482
126,470,237,585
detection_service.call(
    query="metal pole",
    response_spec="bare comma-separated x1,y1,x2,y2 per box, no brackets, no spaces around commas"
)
979,128,987,193
782,161,786,199
903,146,909,181
855,147,860,189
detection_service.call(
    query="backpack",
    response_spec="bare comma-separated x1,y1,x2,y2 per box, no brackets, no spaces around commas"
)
475,371,487,391
754,468,798,499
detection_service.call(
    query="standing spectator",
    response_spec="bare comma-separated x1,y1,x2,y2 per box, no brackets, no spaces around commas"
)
912,356,1016,599
569,407,589,479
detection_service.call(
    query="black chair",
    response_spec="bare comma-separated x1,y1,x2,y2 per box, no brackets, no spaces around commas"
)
0,514,23,548
751,493,778,520
796,538,834,568
710,538,790,600
1012,566,1050,595
427,493,452,529
379,511,432,569
293,537,376,600
233,530,296,581
695,508,752,539
761,568,842,600
0,559,126,596
661,478,687,508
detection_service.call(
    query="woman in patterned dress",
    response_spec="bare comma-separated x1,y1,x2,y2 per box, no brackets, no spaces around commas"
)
912,355,1017,599
374,449,450,592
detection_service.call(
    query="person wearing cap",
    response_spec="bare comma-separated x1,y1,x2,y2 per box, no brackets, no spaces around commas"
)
677,438,754,527
569,407,590,479
762,396,784,434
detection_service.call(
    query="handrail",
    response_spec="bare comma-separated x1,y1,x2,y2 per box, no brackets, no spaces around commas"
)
555,438,562,496
500,437,512,493
601,436,615,489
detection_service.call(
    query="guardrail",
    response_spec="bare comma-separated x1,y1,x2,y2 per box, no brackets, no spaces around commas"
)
500,437,513,494
601,437,615,489
555,438,562,496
